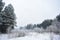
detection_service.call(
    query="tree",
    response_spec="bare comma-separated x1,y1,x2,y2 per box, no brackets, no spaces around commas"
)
4,4,16,33
37,19,53,29
0,0,4,12
33,24,37,28
0,0,5,33
37,24,42,28
26,24,33,29
42,19,52,29
0,0,16,33
56,14,60,22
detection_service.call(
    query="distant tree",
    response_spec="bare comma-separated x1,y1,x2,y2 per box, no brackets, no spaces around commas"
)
37,19,53,29
20,27,23,29
26,24,33,29
33,24,37,28
46,25,59,33
0,0,16,33
56,14,60,22
41,19,52,29
37,24,42,28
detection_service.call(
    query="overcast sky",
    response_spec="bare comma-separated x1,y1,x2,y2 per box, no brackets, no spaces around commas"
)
3,0,60,26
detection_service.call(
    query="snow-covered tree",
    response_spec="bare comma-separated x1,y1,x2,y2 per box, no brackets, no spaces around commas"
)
0,0,4,12
3,4,16,33
37,19,53,29
56,14,60,22
26,24,33,29
4,4,16,27
0,0,16,33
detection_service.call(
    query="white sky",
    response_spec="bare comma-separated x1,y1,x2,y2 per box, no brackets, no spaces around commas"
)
3,0,60,26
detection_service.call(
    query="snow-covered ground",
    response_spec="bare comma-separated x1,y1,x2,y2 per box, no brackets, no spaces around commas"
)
9,32,60,40
0,32,60,40
0,34,8,40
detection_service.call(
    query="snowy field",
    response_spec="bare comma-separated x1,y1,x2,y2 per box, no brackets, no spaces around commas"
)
9,32,60,40
0,32,60,40
0,34,8,40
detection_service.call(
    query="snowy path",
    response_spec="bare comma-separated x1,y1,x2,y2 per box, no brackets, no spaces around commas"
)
9,32,60,40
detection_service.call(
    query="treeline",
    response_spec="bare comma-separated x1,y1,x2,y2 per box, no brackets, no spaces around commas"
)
20,14,60,33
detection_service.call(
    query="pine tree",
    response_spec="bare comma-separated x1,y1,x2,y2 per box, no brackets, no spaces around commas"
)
0,0,4,12
0,0,16,33
56,14,60,22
